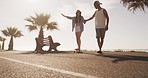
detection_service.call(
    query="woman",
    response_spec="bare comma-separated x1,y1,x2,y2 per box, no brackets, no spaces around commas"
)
61,10,85,51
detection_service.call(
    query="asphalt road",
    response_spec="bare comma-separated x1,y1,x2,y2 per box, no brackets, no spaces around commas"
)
0,50,148,78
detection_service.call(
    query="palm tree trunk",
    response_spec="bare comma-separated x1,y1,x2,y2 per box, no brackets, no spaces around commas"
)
2,40,5,50
38,26,44,39
8,36,13,50
35,27,44,51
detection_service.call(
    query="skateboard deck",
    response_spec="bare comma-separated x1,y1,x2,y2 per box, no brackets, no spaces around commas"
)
74,49,83,53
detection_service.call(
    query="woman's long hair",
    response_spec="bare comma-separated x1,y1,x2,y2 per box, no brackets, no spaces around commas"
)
75,10,81,23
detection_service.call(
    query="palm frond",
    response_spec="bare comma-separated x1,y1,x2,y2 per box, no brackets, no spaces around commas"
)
145,1,148,7
1,30,9,36
34,13,50,26
30,16,37,23
0,36,6,41
24,18,34,24
7,27,18,36
14,31,23,38
47,22,59,31
121,0,148,13
26,25,38,32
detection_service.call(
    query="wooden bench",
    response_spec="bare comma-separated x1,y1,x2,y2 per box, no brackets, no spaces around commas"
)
35,36,60,52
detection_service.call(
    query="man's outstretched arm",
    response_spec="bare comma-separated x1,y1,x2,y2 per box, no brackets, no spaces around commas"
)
85,12,96,23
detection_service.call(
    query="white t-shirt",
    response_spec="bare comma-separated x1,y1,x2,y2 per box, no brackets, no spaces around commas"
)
95,9,106,29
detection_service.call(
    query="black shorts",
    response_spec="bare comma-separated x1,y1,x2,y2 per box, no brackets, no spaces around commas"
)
96,28,106,39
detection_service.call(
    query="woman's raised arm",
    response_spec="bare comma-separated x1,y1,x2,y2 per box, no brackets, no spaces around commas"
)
61,14,73,20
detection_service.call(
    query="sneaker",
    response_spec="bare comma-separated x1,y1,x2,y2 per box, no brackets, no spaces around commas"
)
75,48,80,51
97,51,103,54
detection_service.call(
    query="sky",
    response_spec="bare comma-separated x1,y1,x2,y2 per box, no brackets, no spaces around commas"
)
0,0,148,51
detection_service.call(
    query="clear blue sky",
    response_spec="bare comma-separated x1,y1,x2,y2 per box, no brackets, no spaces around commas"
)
0,0,148,51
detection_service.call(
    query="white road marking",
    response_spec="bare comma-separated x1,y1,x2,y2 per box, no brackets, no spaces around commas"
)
0,56,101,78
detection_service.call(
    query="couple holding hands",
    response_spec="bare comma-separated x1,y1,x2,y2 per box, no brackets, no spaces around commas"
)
61,1,109,54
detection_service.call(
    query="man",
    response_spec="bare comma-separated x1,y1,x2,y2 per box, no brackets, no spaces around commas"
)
85,1,109,54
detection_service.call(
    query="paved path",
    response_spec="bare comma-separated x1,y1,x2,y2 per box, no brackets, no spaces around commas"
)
0,51,148,78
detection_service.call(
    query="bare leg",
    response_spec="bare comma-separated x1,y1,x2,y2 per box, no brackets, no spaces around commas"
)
75,32,82,51
97,37,104,53
97,37,101,51
101,38,104,51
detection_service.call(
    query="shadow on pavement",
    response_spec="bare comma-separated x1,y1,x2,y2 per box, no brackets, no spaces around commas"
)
0,50,7,52
81,52,148,63
97,53,148,63
19,51,148,63
20,51,73,55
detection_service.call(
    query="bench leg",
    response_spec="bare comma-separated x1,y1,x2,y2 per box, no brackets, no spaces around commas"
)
47,43,60,52
54,47,58,51
53,43,60,51
48,46,58,51
48,47,52,51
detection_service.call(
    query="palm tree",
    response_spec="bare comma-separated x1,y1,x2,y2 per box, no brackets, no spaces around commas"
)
1,27,23,50
121,0,148,13
0,36,6,50
25,13,58,51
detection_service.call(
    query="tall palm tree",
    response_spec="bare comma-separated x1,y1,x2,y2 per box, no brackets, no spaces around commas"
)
25,13,58,38
25,13,58,51
0,36,6,50
1,27,23,50
121,0,148,13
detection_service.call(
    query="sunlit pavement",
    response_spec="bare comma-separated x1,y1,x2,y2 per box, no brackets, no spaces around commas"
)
0,51,148,78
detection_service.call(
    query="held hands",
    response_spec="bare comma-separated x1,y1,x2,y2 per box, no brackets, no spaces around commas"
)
84,20,87,24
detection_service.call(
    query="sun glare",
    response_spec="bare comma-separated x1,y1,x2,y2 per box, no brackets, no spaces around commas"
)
29,0,41,3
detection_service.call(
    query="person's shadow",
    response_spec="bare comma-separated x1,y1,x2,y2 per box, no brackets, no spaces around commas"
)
95,53,148,63
19,51,148,63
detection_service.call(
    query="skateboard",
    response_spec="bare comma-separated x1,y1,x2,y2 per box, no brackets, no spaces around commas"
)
74,49,83,53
